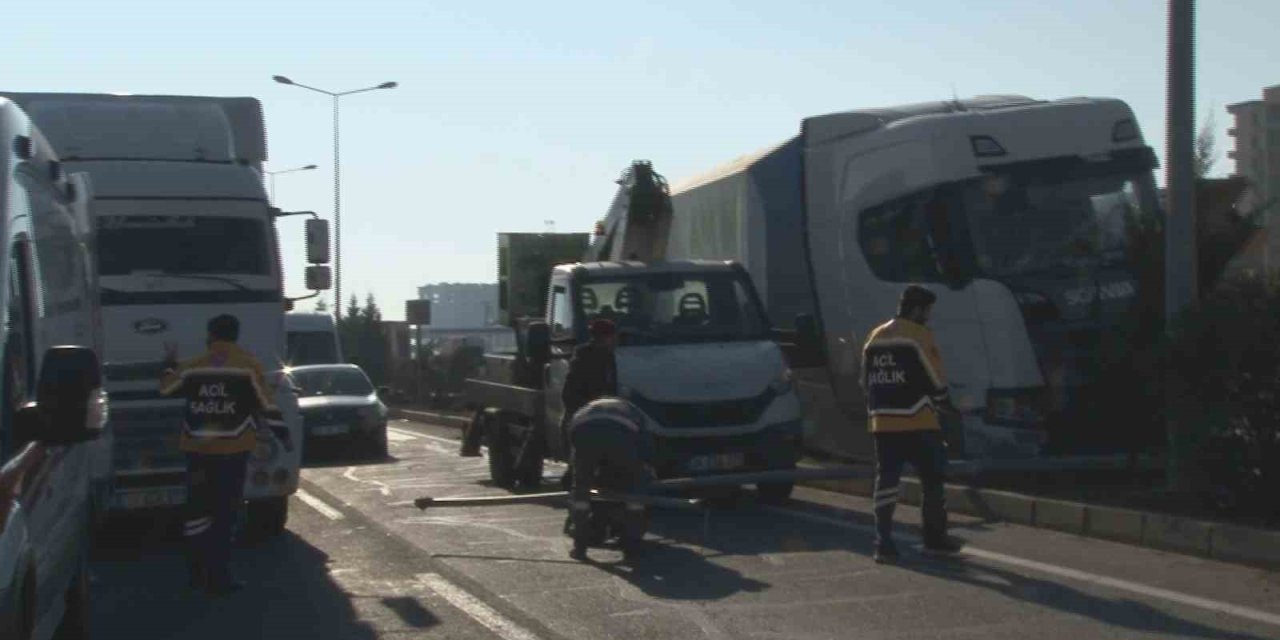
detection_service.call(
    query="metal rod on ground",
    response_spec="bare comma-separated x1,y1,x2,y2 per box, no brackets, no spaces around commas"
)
413,489,705,511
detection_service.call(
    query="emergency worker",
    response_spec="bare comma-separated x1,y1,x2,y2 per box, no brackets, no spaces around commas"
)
562,318,619,420
554,318,620,486
566,397,654,562
861,285,964,563
160,314,285,594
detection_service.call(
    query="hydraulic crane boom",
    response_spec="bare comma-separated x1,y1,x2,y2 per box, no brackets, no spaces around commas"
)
583,160,674,263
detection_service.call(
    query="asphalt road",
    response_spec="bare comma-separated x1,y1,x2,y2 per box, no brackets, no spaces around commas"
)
90,418,1280,640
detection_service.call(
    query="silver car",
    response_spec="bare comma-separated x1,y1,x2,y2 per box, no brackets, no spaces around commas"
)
287,365,389,459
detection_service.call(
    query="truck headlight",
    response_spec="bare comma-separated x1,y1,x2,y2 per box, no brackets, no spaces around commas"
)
769,369,795,395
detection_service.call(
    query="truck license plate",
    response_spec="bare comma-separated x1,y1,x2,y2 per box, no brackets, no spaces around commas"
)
313,424,349,436
115,487,187,509
687,453,745,473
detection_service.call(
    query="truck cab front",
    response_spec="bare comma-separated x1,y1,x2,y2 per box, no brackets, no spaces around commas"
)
545,261,805,489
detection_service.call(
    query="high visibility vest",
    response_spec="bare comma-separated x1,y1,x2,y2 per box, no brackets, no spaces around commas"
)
862,318,949,433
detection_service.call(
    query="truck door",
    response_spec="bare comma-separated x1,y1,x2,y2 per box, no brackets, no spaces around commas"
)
542,279,574,459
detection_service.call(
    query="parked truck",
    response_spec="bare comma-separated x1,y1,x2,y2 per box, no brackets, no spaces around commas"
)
3,92,333,535
663,95,1163,462
465,165,812,501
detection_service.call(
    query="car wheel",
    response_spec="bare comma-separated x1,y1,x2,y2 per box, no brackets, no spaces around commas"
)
52,551,90,640
368,428,389,460
486,414,516,490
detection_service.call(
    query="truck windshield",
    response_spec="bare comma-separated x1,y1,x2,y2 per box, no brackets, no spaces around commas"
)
960,167,1157,278
287,331,339,366
97,215,271,276
291,369,374,397
576,272,770,345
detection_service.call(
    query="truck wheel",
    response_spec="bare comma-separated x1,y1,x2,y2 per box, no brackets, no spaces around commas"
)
518,455,545,489
245,496,289,541
52,551,90,640
486,415,517,490
757,482,795,504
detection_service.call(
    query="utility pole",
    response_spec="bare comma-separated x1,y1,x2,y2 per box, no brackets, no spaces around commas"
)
1165,0,1197,489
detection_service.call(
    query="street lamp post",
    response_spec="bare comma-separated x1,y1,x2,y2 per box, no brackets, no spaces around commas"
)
264,164,318,204
273,75,398,320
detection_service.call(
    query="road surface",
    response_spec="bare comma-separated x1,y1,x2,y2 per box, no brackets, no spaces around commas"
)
90,417,1280,639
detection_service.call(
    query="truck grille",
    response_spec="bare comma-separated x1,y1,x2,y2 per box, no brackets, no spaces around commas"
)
110,405,186,473
105,361,169,382
629,389,776,429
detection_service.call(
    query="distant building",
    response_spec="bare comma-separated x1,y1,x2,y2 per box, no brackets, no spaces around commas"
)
416,283,498,329
1227,84,1280,274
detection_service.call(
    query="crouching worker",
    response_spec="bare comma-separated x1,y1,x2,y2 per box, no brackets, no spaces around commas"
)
566,397,654,562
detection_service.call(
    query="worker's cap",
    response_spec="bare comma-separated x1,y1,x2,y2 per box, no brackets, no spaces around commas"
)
588,318,617,338
900,285,937,309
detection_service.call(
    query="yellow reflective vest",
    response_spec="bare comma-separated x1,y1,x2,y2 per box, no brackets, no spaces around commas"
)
160,341,276,454
861,318,949,433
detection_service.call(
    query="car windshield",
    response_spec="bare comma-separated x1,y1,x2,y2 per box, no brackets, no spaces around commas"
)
574,271,769,345
961,169,1157,278
97,215,271,276
287,331,338,366
291,369,374,397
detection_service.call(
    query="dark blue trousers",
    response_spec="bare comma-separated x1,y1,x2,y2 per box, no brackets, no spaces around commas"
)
184,452,249,586
873,430,948,548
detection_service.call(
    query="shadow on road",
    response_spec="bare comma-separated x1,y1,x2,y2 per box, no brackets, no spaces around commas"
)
92,514,382,640
900,553,1272,640
593,543,771,601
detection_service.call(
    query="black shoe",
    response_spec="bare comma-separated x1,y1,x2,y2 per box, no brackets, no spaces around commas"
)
873,544,900,564
569,546,588,561
922,537,964,557
460,447,482,458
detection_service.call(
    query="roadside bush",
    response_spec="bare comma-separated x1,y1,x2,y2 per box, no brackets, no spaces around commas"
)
1160,278,1280,519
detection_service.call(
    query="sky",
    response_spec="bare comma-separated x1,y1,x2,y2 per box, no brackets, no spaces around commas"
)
6,0,1279,321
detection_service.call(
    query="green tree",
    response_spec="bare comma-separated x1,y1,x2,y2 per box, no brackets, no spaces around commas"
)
336,293,388,385
1195,114,1217,179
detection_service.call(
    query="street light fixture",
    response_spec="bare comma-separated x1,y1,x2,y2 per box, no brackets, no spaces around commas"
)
264,163,318,203
272,74,398,319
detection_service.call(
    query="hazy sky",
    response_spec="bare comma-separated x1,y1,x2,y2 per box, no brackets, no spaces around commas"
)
6,1,1277,320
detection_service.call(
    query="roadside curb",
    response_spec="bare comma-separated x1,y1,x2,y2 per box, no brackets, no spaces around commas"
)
798,474,1280,571
388,406,1280,572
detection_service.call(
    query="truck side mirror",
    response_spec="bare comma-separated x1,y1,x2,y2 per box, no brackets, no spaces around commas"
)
306,265,332,291
306,218,331,265
525,322,551,363
15,346,106,446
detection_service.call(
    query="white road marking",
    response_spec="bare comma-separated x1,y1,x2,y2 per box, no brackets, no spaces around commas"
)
343,466,392,496
386,427,421,442
296,489,345,520
415,432,467,447
418,573,543,640
764,505,1280,629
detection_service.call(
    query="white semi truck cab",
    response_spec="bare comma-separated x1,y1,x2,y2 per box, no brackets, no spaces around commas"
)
667,95,1162,462
4,92,332,534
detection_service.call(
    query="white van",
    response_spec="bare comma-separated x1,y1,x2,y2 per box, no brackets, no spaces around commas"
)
285,312,342,365
0,97,107,640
